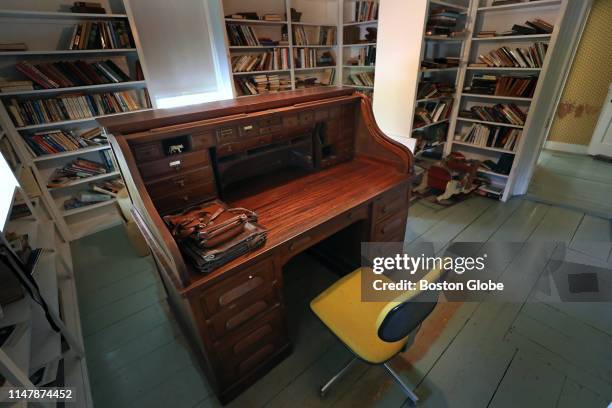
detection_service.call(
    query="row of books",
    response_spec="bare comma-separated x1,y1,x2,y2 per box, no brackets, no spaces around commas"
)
348,71,374,87
226,24,261,47
234,74,291,96
231,50,290,72
460,103,527,126
474,42,548,68
68,21,133,50
23,128,106,157
295,49,335,69
422,57,460,69
426,8,463,37
295,71,335,88
414,100,453,128
477,18,553,37
63,178,124,210
417,81,455,99
345,45,376,67
352,1,379,22
6,89,149,127
292,26,336,46
456,124,521,151
48,156,110,188
464,74,537,97
13,59,130,90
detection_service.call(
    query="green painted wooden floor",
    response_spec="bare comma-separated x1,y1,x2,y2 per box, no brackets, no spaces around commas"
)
528,149,612,218
71,196,612,408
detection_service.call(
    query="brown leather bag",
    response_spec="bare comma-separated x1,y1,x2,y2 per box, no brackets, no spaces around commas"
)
163,200,258,248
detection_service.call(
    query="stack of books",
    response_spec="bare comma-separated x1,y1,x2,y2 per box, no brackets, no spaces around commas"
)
421,57,460,69
68,21,133,49
417,81,455,99
460,103,527,126
92,179,124,197
346,45,376,66
348,71,374,87
353,1,379,22
0,79,34,93
6,89,149,127
47,156,110,188
464,74,537,97
22,128,105,156
262,14,283,22
473,42,548,68
14,60,130,90
71,1,106,14
474,183,504,200
0,42,28,52
455,123,521,151
295,70,335,88
476,31,497,38
426,8,462,37
225,12,259,20
234,74,291,95
477,18,554,37
231,50,289,72
414,100,453,128
226,24,260,46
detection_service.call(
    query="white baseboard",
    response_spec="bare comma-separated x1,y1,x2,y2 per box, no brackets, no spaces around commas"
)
544,141,589,155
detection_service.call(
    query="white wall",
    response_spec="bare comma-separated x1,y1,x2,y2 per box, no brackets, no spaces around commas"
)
125,0,233,108
372,0,428,151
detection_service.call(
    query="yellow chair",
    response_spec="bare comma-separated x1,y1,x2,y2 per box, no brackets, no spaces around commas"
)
310,265,447,404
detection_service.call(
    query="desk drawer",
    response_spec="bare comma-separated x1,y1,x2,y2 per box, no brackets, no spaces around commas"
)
215,307,287,384
152,181,216,213
138,151,210,181
199,257,276,317
145,166,214,197
373,187,409,222
192,132,216,150
217,134,275,157
281,206,368,259
133,142,163,162
206,286,279,339
373,210,407,242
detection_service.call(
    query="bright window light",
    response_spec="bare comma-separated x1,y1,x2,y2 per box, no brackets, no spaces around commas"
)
0,153,19,231
156,89,234,110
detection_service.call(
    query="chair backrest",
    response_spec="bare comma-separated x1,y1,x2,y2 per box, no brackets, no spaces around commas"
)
375,262,448,343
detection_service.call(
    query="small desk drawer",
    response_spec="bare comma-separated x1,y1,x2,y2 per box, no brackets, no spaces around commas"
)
206,286,279,339
152,181,216,213
145,166,214,197
133,142,163,162
373,187,409,222
138,150,210,181
199,257,276,317
373,210,407,242
215,307,287,384
217,134,275,157
192,132,216,150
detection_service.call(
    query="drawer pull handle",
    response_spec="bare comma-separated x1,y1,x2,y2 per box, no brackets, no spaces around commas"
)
169,160,182,171
243,125,254,131
289,235,311,252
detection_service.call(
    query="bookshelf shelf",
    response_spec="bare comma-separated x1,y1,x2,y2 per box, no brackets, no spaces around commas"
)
343,20,378,27
342,43,376,47
425,37,465,42
228,46,288,50
416,96,454,103
48,171,121,191
62,198,117,217
462,93,533,102
343,84,373,89
471,34,552,42
466,67,542,72
0,9,128,19
32,144,110,162
477,0,562,12
291,45,336,48
343,65,375,69
232,69,291,76
452,140,516,154
457,117,524,129
413,119,450,132
0,48,138,57
15,108,153,131
478,169,510,178
292,22,336,27
67,203,122,240
420,67,459,73
0,81,148,98
294,66,335,72
224,18,287,25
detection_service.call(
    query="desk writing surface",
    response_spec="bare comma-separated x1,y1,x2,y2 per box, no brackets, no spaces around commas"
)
181,156,410,293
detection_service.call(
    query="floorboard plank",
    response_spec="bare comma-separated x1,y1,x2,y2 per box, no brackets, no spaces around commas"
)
570,215,612,260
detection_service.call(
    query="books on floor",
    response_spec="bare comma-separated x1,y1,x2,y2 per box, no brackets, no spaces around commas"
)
231,50,289,72
12,59,131,90
6,89,150,127
455,123,521,151
475,42,548,68
68,21,134,49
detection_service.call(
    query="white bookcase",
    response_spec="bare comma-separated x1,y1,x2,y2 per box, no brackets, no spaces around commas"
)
0,0,151,241
220,0,340,97
410,0,568,201
0,137,92,407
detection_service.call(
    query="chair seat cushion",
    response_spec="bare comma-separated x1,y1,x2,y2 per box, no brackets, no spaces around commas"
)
310,268,408,364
